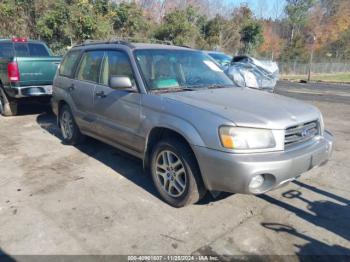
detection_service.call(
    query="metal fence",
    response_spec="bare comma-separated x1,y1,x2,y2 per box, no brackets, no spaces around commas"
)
278,62,350,75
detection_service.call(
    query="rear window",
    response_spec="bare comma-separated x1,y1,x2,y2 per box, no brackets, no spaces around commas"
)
59,50,81,78
13,43,50,57
14,43,29,56
0,42,14,58
28,43,50,56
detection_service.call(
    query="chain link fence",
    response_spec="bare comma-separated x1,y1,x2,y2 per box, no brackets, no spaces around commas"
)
278,62,350,75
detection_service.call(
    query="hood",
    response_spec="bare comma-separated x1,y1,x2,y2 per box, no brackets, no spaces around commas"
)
161,87,320,129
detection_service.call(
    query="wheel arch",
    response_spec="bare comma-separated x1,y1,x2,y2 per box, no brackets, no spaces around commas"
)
144,127,191,167
143,126,208,189
57,100,69,127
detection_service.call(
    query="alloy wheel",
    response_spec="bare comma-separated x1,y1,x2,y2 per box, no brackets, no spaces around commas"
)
60,110,74,140
155,150,187,198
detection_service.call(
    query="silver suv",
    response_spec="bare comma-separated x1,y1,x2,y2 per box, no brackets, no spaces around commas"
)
52,41,334,207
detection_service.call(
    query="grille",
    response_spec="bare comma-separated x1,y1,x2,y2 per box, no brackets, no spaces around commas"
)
285,120,319,147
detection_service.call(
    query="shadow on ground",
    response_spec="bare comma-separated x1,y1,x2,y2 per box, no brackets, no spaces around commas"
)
260,180,350,256
36,111,235,206
15,100,51,116
0,248,16,262
32,109,350,256
36,111,159,200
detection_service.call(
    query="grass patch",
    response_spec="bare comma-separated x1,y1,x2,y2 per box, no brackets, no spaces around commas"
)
282,73,350,83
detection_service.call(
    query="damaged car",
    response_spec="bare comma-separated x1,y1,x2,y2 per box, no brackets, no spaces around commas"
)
226,55,279,92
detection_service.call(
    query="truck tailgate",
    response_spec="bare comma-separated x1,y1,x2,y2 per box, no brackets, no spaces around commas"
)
16,57,61,86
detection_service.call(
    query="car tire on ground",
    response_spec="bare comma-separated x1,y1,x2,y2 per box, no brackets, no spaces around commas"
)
150,138,206,207
59,104,84,145
0,87,18,116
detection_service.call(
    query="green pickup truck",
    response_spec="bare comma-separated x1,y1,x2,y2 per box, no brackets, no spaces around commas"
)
0,38,61,116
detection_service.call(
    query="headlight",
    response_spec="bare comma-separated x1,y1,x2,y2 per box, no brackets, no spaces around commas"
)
219,126,276,150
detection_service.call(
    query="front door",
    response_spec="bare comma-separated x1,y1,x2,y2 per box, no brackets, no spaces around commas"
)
93,50,143,153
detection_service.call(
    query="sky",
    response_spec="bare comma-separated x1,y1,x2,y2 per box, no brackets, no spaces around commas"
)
229,0,286,19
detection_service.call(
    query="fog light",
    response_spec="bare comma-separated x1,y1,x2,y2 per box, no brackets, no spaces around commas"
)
249,175,265,189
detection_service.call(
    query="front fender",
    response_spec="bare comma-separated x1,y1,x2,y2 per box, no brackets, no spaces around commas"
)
141,112,211,189
143,112,206,148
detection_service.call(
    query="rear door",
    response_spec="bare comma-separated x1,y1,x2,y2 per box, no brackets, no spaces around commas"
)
93,50,143,153
71,50,104,130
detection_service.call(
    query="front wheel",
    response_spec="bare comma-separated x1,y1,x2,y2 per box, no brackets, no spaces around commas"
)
59,105,84,145
150,138,206,207
0,87,17,116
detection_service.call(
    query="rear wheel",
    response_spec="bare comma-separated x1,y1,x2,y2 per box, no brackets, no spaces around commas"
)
150,138,206,207
0,87,17,116
59,104,84,145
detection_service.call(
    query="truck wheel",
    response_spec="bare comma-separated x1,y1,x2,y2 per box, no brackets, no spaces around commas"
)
59,104,84,145
0,87,17,116
150,138,206,207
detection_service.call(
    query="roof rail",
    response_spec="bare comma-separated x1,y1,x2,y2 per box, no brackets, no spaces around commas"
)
76,39,134,47
126,37,173,46
74,37,173,48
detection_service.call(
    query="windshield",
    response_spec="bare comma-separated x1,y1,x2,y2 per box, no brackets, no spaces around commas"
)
208,53,232,65
134,49,234,91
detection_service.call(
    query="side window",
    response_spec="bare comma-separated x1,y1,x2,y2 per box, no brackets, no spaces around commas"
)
28,43,49,56
0,43,14,58
77,51,104,83
100,51,135,86
59,50,81,78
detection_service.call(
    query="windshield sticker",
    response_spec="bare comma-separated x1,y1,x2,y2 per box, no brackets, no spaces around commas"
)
204,60,223,72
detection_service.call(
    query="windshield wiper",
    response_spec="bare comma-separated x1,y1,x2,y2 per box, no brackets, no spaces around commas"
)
206,84,234,89
185,84,234,89
151,87,196,93
150,84,234,93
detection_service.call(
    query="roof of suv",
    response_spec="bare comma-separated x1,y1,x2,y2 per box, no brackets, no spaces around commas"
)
74,40,193,51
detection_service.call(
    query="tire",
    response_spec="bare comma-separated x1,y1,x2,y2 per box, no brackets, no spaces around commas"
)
59,104,84,145
150,138,206,207
0,87,18,116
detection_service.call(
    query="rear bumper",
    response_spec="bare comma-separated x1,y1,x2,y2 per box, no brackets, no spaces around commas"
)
5,85,52,98
194,131,334,194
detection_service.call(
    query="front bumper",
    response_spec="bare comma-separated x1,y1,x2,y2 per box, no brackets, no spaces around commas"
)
194,131,334,194
6,85,52,98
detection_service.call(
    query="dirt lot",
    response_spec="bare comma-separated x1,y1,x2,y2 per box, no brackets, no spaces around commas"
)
0,81,349,258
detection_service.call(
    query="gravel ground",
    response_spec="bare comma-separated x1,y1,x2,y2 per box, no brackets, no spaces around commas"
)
0,81,349,260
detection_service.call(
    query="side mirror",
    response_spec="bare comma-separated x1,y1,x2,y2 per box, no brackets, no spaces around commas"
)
109,76,133,90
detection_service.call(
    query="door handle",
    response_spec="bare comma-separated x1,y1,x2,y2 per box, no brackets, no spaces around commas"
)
95,91,106,98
